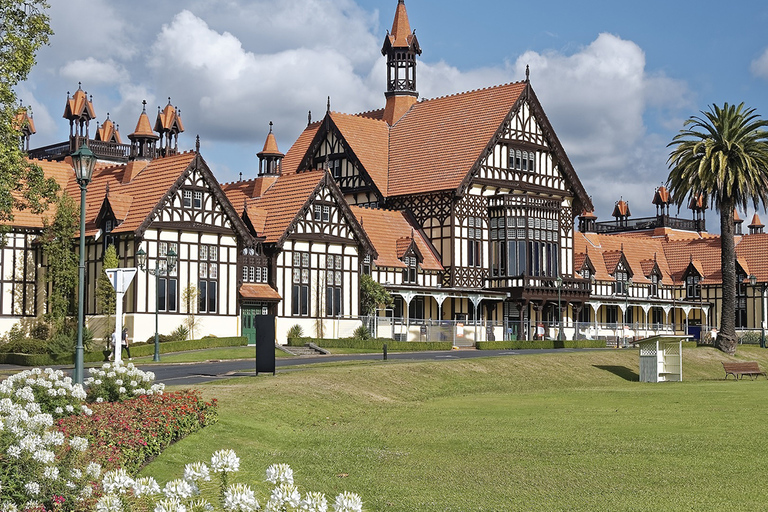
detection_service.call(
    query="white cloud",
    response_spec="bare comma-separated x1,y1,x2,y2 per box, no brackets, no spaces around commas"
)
510,33,690,218
751,48,768,80
59,58,129,85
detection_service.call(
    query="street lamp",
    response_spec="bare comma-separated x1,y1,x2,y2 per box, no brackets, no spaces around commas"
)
71,143,96,385
136,246,178,361
556,276,564,341
748,275,766,348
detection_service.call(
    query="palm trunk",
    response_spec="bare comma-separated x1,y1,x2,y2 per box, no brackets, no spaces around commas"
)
718,199,737,355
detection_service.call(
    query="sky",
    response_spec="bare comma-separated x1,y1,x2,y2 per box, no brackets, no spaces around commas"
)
18,0,768,225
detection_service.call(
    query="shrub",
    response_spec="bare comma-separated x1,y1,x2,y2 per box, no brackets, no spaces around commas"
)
738,330,762,345
287,324,304,339
352,325,372,341
56,390,219,474
84,361,165,403
170,324,190,341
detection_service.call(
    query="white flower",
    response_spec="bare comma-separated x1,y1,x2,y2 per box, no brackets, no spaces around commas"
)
102,468,134,494
268,483,302,510
24,481,40,496
70,468,83,480
188,498,215,511
184,461,211,483
333,491,363,512
133,476,161,497
1,501,18,512
70,436,89,452
43,465,60,480
86,462,102,479
265,463,294,484
115,379,123,386
95,494,123,512
301,492,328,512
96,397,105,403
223,483,259,512
154,497,187,512
211,449,240,473
7,445,21,458
54,406,64,414
118,387,127,394
163,478,199,500
33,449,55,464
65,404,74,412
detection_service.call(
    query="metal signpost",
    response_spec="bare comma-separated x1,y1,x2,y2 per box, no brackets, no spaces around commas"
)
105,268,137,365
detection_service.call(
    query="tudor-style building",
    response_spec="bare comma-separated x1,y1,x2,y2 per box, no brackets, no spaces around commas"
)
6,91,267,344
268,0,592,341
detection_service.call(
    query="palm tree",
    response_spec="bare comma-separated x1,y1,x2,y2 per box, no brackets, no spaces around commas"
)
667,103,768,354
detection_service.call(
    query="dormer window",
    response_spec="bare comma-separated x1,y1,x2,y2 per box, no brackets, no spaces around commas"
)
614,270,630,295
403,256,417,283
650,273,660,297
685,274,701,299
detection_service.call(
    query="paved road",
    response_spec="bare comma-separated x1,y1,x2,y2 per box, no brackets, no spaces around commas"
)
135,347,604,386
0,347,608,386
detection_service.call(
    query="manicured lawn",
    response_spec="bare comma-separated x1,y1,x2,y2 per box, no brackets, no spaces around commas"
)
131,346,291,363
142,346,768,511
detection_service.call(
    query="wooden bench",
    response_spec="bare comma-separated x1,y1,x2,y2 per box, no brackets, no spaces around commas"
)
722,361,767,380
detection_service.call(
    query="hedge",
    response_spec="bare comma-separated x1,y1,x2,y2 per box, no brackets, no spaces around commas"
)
0,336,247,366
289,337,453,351
475,339,607,350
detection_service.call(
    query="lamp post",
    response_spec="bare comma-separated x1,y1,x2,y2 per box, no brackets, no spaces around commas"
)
556,276,564,341
749,275,766,348
71,143,96,385
136,246,177,361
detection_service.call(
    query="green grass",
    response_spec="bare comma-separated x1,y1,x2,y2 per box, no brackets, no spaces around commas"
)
131,347,291,364
142,346,768,511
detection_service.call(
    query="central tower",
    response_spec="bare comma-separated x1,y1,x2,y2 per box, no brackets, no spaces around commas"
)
381,0,421,125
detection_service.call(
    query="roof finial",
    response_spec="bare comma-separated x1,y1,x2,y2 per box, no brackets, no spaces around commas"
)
167,97,172,105
239,172,243,182
269,121,273,133
195,134,200,153
525,65,530,82
327,96,330,113
78,82,82,90
308,110,312,125
142,100,147,113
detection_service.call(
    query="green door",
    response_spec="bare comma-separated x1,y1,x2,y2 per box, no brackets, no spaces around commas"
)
242,306,257,345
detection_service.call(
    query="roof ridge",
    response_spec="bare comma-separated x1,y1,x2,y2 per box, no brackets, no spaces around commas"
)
420,80,526,103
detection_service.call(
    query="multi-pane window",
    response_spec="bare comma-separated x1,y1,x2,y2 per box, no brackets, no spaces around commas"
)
605,305,619,325
193,190,203,209
157,241,178,312
198,244,218,313
649,273,660,297
362,255,371,275
326,254,343,316
651,307,664,327
329,159,342,178
243,266,269,283
402,256,417,283
467,216,483,267
183,190,192,208
686,274,701,299
509,148,536,172
313,204,330,222
614,266,629,295
292,252,310,316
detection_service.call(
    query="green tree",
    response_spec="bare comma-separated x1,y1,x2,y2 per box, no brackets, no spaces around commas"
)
0,1,58,228
96,244,118,333
667,102,768,355
359,274,393,316
40,191,78,322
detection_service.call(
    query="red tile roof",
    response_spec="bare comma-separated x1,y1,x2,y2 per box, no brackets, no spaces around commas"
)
387,82,527,196
282,122,320,174
245,170,327,243
3,159,74,229
63,87,95,120
240,283,281,300
330,112,390,194
62,152,197,235
350,205,442,271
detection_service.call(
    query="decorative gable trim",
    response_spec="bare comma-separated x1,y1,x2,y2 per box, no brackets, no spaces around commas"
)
136,154,256,244
275,172,377,259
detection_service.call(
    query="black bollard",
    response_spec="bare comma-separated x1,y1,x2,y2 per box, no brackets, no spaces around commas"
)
383,343,388,360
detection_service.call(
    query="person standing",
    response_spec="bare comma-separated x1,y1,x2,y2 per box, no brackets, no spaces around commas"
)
121,327,131,360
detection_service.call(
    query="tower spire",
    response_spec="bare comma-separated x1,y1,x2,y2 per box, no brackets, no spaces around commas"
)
381,0,421,125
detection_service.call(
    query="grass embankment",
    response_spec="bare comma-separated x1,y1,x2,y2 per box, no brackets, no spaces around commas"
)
143,346,768,511
132,347,290,364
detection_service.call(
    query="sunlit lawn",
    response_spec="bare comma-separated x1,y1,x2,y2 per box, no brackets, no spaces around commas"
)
143,346,768,511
